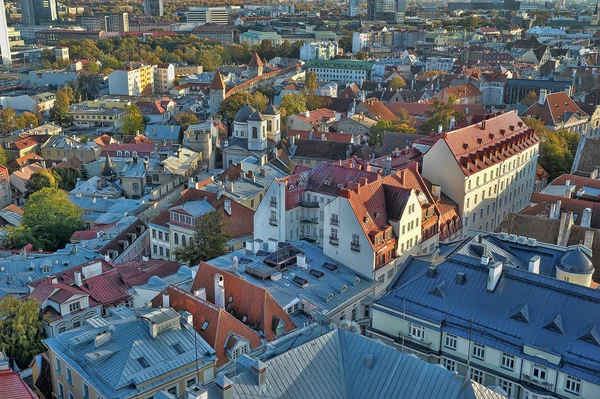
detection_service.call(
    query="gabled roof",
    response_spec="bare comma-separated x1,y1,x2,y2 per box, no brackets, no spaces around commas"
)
8,153,43,169
358,98,397,120
434,111,539,176
190,262,296,341
152,285,263,367
207,329,505,399
523,91,588,126
437,83,482,99
0,369,38,399
248,52,263,68
571,135,600,178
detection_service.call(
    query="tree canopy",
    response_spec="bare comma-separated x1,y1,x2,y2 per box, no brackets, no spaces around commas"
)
175,211,232,265
0,109,39,133
219,92,269,121
419,100,465,134
7,188,84,251
52,167,82,191
305,71,318,94
279,93,307,117
0,296,45,368
369,113,417,147
121,104,146,135
49,88,72,126
389,76,407,90
522,91,539,106
25,169,57,198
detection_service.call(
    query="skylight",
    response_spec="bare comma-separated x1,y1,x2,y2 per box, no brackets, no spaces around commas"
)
173,343,185,355
137,357,150,368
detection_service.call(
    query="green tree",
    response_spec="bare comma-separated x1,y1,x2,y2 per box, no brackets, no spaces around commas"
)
356,51,368,60
196,50,222,72
389,76,407,90
0,296,45,368
306,94,331,111
522,91,539,106
279,93,307,117
179,112,199,131
175,211,232,265
252,91,269,113
16,112,39,129
17,188,84,251
0,108,17,132
49,88,71,126
219,92,268,120
0,147,7,166
25,169,57,198
305,71,318,94
52,167,82,191
80,165,89,180
83,62,100,75
420,99,462,134
121,104,145,135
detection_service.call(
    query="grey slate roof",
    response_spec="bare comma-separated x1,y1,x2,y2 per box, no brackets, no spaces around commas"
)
206,329,505,399
44,308,217,399
377,235,600,386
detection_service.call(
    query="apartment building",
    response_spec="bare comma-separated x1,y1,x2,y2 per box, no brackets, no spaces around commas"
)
108,65,154,96
186,7,229,25
299,41,339,61
154,63,175,94
44,307,217,399
370,234,600,399
421,112,540,236
69,104,127,128
303,60,376,84
352,29,393,53
0,166,12,208
522,90,589,135
0,0,10,65
41,135,101,163
78,13,129,32
254,162,461,294
425,56,457,72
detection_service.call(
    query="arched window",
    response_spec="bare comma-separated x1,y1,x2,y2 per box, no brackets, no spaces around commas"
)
117,151,122,156
174,233,179,245
252,127,258,138
182,235,187,246
125,151,130,156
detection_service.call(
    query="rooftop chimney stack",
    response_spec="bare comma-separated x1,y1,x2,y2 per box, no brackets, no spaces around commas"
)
539,89,547,105
74,271,82,287
186,385,208,399
214,376,233,399
487,261,503,292
215,273,225,308
251,359,268,387
162,290,170,308
581,207,592,228
528,255,540,274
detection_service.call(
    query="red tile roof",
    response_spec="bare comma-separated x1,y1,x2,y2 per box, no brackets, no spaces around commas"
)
209,70,226,90
191,262,296,341
438,111,539,176
436,83,482,100
248,52,263,68
136,98,177,115
10,136,43,150
3,204,23,215
150,189,254,239
122,134,154,145
291,108,336,127
0,369,38,399
8,153,42,169
388,102,485,118
359,98,397,120
523,91,588,126
288,129,353,143
337,84,360,99
116,259,184,287
524,192,600,228
100,143,154,157
93,134,117,147
152,285,263,367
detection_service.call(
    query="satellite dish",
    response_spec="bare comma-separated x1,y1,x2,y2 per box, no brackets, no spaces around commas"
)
315,313,331,326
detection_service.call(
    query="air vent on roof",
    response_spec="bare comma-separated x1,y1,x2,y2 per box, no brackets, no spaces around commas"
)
428,281,445,298
324,180,330,185
201,321,209,331
579,326,600,346
426,266,437,278
256,250,268,257
456,272,466,285
292,275,309,288
323,262,338,272
508,234,518,242
271,272,282,281
543,314,564,335
511,303,529,324
337,183,344,188
526,238,537,246
239,257,253,264
499,232,508,240
309,269,325,279
517,236,527,244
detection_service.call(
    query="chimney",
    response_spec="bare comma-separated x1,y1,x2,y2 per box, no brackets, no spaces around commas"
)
557,211,574,247
162,291,170,308
74,271,82,287
228,181,234,193
566,179,571,186
250,359,267,387
259,154,267,166
297,254,307,268
181,310,193,326
437,124,443,134
186,385,208,399
528,255,540,274
487,261,503,292
480,256,490,266
365,353,375,369
584,230,595,250
426,266,437,278
539,89,547,105
305,110,310,118
431,184,441,198
214,376,233,399
449,116,456,130
195,288,207,300
581,208,592,228
215,273,225,308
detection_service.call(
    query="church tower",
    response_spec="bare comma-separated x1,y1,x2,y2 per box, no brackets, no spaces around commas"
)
208,70,226,115
183,128,214,169
247,110,267,151
263,104,281,142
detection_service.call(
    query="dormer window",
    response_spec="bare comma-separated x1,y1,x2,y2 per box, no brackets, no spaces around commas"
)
117,151,122,156
125,151,130,157
69,301,81,313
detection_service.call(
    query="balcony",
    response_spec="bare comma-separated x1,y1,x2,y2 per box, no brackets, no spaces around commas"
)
300,199,319,208
300,217,319,224
329,237,339,246
395,332,432,349
330,218,339,226
269,199,278,207
350,242,361,252
269,217,278,227
523,374,554,391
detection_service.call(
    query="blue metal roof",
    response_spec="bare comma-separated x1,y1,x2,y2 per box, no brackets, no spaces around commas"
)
377,247,600,385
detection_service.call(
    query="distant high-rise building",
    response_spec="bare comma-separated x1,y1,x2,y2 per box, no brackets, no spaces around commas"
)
186,7,229,25
367,0,403,22
20,0,57,25
0,0,11,65
349,0,360,17
78,13,129,32
143,0,163,17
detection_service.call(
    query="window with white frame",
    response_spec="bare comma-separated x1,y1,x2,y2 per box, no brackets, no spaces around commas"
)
68,301,81,312
55,357,62,375
501,353,515,371
445,334,457,350
443,358,456,372
408,322,425,340
470,368,484,384
532,364,547,381
66,367,72,384
565,375,581,395
58,381,65,399
83,383,90,399
498,378,513,396
472,343,485,360
231,344,249,359
186,378,197,388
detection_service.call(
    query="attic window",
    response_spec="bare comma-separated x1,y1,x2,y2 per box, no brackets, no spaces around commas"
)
578,327,600,346
201,321,209,331
323,262,338,272
289,185,295,189
298,182,304,187
511,303,529,323
172,343,185,354
463,143,468,149
292,275,309,288
337,183,344,188
137,357,150,368
309,269,325,279
428,281,445,298
324,180,330,185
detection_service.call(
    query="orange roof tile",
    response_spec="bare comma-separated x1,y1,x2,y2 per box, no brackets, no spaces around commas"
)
248,52,263,68
360,98,397,120
209,70,226,90
191,262,296,341
523,91,588,126
152,285,263,367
